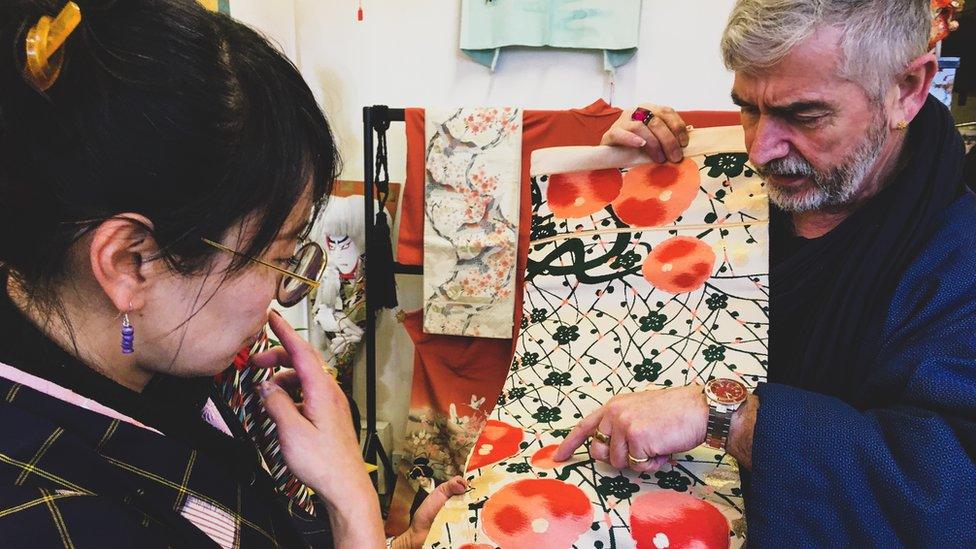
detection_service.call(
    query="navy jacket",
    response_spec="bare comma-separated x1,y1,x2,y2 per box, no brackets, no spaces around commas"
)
746,191,976,546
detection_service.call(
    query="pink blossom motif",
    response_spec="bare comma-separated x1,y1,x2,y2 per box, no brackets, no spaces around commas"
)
424,107,522,338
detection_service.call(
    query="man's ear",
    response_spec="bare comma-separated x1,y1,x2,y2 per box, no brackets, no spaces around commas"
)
88,214,159,313
890,52,938,129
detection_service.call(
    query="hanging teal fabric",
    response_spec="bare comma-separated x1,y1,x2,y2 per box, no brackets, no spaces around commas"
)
460,0,642,72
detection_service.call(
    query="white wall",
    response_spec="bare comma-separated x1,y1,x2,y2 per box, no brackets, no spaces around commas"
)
230,0,298,61
242,0,741,462
297,0,739,183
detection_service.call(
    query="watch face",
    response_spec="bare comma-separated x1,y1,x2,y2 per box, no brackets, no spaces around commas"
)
706,379,747,405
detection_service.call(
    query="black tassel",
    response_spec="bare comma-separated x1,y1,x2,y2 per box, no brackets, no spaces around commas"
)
369,208,398,310
367,106,398,312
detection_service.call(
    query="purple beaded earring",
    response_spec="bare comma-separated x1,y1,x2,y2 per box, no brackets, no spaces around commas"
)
121,313,134,354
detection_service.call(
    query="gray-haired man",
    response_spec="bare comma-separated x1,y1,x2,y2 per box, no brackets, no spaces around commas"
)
556,0,976,544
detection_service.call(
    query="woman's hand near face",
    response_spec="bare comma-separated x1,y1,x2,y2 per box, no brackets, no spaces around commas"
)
252,311,384,548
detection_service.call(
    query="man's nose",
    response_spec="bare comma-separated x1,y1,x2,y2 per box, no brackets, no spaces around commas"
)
747,115,791,168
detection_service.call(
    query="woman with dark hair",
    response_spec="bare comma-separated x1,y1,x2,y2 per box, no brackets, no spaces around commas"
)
0,1,457,547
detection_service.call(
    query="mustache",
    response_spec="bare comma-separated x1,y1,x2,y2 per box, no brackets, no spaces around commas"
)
754,155,816,179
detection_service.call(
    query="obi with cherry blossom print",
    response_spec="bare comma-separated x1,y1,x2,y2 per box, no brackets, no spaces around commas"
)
423,107,523,338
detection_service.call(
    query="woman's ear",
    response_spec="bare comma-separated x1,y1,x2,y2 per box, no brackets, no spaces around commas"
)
88,214,159,314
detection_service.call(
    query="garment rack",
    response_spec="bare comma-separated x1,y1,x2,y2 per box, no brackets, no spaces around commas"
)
362,106,421,497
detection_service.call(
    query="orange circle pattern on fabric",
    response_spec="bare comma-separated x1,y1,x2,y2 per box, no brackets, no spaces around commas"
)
629,491,730,549
546,168,623,219
466,420,525,471
642,236,716,294
529,444,561,469
483,479,593,549
611,158,701,227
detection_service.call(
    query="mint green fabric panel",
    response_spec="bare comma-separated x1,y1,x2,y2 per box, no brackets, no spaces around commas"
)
604,47,637,70
461,47,501,70
461,0,641,69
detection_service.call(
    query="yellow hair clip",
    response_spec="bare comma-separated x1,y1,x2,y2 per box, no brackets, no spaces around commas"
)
24,1,82,92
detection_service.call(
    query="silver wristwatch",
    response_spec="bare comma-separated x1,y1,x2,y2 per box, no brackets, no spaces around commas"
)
703,378,748,450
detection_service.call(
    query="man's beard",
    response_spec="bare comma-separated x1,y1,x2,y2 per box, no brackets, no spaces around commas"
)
756,113,889,213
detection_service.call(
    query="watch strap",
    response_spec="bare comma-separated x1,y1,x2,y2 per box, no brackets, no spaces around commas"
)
705,406,734,450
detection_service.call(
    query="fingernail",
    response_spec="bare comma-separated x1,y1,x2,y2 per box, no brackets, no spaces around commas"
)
257,381,271,399
270,309,283,318
638,139,647,147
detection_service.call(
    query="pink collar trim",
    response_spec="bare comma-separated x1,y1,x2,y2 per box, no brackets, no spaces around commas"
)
0,361,162,434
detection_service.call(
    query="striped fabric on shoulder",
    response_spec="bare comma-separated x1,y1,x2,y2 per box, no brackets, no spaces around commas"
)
181,494,236,549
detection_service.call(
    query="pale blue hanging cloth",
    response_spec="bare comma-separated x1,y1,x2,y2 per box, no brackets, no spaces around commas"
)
460,0,642,72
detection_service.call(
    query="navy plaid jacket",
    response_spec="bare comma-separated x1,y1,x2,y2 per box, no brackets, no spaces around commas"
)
0,374,326,548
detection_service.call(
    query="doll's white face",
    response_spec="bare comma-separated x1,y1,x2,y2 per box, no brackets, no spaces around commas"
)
326,235,359,275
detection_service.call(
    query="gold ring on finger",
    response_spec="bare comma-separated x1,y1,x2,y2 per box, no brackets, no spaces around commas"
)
628,453,651,464
593,429,611,444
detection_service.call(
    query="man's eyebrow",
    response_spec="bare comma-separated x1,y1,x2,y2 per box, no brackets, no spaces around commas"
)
730,92,752,107
730,92,833,115
770,100,833,115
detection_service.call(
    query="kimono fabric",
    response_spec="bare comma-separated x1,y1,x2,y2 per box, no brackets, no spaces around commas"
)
389,103,741,533
425,126,769,548
398,310,510,486
215,332,363,534
390,103,624,533
744,98,976,545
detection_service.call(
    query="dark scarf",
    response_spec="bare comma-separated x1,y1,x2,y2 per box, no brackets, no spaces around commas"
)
768,96,967,404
